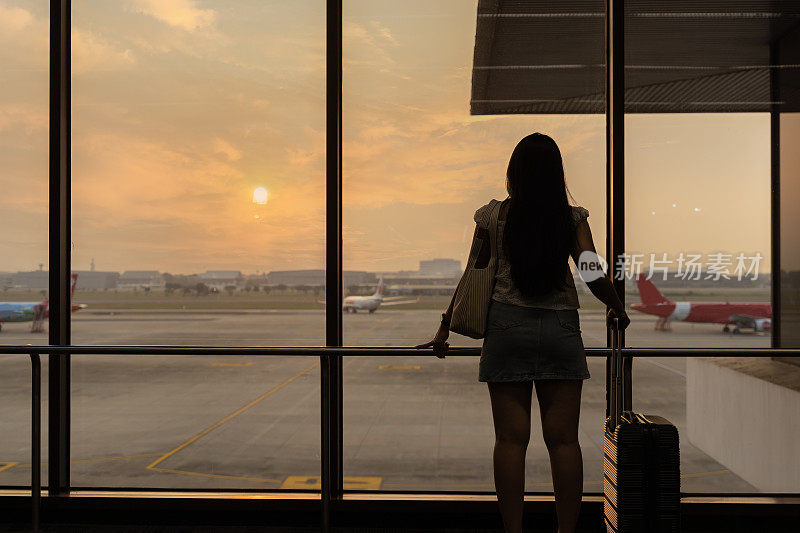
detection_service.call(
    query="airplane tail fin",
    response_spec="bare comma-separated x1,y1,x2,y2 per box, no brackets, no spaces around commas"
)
636,274,670,305
374,276,384,297
71,273,78,301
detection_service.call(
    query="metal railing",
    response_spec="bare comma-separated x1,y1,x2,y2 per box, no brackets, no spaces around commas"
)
3,345,799,357
30,354,41,532
4,344,800,533
6,353,43,532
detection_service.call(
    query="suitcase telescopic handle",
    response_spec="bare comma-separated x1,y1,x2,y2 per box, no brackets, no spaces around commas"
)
609,317,623,429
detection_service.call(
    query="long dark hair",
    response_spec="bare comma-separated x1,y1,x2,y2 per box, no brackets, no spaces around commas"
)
502,133,574,298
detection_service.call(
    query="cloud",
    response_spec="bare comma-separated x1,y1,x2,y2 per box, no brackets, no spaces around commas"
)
72,29,136,74
127,0,216,31
212,138,243,161
343,21,395,67
0,4,33,33
0,105,47,135
369,20,398,46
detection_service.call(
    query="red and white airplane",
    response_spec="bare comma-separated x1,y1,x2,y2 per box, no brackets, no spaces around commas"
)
342,277,419,314
631,275,771,333
0,273,87,333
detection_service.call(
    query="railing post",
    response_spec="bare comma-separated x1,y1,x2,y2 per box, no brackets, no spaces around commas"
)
30,353,41,532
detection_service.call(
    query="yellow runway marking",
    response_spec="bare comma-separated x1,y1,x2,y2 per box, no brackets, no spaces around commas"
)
148,466,280,484
14,453,163,468
0,462,19,473
281,475,382,490
378,365,420,370
211,362,255,367
146,360,319,473
72,453,162,464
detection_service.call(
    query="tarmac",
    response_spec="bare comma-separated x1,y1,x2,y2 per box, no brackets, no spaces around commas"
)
0,309,770,492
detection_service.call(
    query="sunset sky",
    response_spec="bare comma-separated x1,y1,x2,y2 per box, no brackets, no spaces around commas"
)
0,0,773,275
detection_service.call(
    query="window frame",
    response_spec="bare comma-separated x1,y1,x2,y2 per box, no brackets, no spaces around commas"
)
1,1,797,532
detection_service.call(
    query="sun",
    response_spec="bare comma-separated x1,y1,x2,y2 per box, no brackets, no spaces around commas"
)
253,187,268,205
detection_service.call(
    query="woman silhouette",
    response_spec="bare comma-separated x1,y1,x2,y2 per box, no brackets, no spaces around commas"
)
418,133,630,533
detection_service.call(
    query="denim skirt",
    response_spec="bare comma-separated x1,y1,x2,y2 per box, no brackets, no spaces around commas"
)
479,299,590,382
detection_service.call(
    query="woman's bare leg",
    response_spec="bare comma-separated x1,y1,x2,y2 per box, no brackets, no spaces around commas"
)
534,379,583,533
488,381,533,533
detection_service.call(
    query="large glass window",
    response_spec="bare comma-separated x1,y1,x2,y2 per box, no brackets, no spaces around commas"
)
777,13,800,350
623,4,773,348
71,0,325,347
622,3,797,496
344,354,607,492
633,356,799,493
624,114,771,348
0,0,49,489
780,112,800,348
342,0,606,492
2,0,797,502
71,354,319,489
342,0,606,349
69,0,324,488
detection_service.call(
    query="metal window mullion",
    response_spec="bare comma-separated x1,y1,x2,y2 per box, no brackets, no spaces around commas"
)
323,0,344,530
769,39,781,349
48,0,71,496
605,0,628,415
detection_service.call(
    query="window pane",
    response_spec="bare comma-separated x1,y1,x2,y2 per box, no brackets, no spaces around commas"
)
72,354,319,489
777,16,800,349
342,0,606,493
71,0,325,347
633,356,799,493
341,1,606,348
624,114,771,348
70,0,325,488
623,4,774,348
343,355,606,492
0,0,49,489
780,112,800,349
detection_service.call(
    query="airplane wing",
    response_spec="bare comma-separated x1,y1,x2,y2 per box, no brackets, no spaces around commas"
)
728,314,771,332
380,297,420,307
729,314,757,327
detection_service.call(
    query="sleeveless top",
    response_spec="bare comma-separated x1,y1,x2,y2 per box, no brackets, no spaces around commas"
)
473,198,589,310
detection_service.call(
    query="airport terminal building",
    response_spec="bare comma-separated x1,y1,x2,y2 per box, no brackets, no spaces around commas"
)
1,1,798,531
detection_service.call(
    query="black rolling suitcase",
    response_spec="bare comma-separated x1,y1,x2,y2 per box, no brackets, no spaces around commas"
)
603,318,681,532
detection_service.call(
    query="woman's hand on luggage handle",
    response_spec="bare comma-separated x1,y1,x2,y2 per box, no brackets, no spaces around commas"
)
607,307,631,330
415,324,450,359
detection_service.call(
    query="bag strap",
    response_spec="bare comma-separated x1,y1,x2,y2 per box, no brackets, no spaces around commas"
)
488,199,504,264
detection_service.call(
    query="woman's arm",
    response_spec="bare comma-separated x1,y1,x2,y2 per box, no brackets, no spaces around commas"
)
416,225,486,357
414,275,457,358
570,219,631,329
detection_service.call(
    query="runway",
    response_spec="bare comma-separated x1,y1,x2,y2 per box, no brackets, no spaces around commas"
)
0,308,768,493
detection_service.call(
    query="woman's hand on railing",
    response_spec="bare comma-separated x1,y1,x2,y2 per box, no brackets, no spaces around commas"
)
415,324,450,359
606,307,631,330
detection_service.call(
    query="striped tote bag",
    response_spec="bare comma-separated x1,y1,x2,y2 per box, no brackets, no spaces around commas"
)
450,199,503,339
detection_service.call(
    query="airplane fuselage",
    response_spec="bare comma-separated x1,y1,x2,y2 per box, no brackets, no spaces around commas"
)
632,301,772,326
343,295,382,312
0,273,85,332
0,302,41,322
